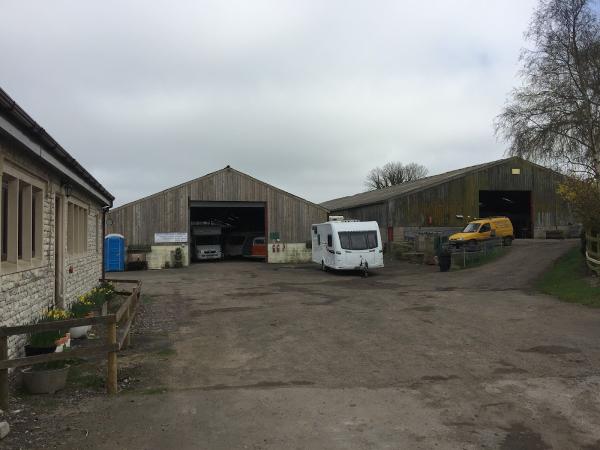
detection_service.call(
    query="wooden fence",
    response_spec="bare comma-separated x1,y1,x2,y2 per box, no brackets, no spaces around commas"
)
0,279,141,410
586,232,600,276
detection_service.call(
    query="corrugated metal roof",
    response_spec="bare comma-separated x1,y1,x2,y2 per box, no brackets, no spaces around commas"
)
321,157,516,211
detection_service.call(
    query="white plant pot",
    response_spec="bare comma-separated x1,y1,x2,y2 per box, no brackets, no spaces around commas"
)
69,325,91,339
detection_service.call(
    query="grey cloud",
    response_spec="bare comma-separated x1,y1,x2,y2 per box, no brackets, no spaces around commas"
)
1,0,537,205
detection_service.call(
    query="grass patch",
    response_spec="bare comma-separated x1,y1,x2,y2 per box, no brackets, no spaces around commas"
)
67,365,105,390
142,294,156,305
536,247,600,307
451,246,509,270
140,387,168,395
155,348,177,357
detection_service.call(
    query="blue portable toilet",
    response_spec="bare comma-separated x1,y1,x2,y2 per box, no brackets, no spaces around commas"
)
104,234,125,272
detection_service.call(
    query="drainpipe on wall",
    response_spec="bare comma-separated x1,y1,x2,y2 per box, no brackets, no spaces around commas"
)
101,206,109,281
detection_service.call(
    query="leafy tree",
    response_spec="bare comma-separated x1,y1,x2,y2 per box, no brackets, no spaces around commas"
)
495,0,600,179
558,179,600,230
365,162,428,190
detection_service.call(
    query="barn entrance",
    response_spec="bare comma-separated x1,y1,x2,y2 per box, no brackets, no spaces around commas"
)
189,201,267,262
479,190,532,238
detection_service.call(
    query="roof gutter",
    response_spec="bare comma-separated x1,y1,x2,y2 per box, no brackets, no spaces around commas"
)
0,88,113,207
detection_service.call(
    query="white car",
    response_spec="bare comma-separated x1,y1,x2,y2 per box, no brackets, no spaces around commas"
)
194,235,222,260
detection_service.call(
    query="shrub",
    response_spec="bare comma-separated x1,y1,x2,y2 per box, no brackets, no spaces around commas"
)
70,295,95,318
75,283,116,311
29,309,71,348
174,248,183,268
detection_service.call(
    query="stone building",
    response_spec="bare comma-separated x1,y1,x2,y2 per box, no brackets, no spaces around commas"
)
0,88,113,357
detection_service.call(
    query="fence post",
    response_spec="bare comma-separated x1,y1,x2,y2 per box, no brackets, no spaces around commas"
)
106,316,118,395
124,290,133,349
0,335,8,410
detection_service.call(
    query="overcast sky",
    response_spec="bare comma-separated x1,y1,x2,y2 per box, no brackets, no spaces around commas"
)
1,0,537,206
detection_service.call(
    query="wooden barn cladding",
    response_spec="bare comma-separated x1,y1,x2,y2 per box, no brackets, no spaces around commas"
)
322,157,576,240
107,166,328,246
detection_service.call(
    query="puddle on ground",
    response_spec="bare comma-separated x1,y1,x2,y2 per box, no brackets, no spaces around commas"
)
500,423,550,450
403,305,436,312
190,306,263,316
420,374,459,382
518,345,581,355
494,367,529,375
229,291,274,298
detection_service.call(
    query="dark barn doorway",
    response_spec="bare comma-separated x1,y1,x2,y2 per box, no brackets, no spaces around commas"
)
189,201,266,262
479,190,532,238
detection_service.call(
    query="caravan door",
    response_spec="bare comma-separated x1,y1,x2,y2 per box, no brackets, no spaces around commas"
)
324,229,336,268
365,230,379,266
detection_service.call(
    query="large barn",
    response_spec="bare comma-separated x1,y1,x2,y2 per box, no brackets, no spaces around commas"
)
107,166,328,265
321,157,577,243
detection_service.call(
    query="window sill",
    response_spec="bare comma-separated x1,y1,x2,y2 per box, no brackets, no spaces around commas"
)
0,258,46,276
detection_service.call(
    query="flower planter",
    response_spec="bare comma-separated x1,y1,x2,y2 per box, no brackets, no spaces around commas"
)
25,345,57,357
54,334,71,351
69,325,91,339
21,365,70,394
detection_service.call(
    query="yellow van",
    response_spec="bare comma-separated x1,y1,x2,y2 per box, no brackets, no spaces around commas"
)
449,217,514,248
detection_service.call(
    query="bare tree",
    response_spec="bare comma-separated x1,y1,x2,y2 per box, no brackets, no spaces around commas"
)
365,162,428,190
495,0,600,179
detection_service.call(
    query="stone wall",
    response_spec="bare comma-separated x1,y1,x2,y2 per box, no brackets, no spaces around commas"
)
146,244,189,269
0,266,56,359
63,208,103,309
0,138,105,359
267,242,312,264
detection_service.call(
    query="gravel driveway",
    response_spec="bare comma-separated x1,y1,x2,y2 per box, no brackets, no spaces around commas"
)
7,238,600,450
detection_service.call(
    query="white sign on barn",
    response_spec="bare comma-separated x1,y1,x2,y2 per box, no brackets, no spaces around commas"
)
154,232,188,244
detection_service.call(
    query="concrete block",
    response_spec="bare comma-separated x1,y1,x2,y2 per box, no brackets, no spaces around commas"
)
0,421,10,439
267,243,311,263
148,245,189,269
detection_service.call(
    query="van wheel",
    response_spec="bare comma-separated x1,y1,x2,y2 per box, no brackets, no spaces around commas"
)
503,237,513,246
468,240,478,251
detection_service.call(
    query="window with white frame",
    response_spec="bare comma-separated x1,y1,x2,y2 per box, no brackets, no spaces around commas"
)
0,168,44,269
67,201,88,256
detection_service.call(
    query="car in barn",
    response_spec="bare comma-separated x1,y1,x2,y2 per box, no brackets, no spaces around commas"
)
242,235,267,259
193,226,223,260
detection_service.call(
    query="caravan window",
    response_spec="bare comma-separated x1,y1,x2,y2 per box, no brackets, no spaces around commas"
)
317,234,321,245
367,231,378,248
327,234,333,247
338,231,378,250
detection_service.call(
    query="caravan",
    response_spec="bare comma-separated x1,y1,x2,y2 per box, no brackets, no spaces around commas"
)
312,220,384,274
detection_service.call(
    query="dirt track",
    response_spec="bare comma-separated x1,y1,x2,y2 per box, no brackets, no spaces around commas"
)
8,239,600,450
